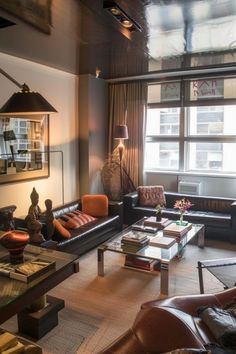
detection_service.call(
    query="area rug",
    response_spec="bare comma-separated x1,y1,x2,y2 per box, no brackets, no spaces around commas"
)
38,308,100,354
1,308,101,354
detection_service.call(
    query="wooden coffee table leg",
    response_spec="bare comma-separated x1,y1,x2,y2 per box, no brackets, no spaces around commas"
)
97,247,105,276
160,261,169,296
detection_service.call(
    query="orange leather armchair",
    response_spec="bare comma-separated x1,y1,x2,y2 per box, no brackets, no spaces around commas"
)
99,287,236,354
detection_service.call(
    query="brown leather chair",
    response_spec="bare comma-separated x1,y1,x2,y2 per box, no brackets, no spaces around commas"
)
99,287,236,354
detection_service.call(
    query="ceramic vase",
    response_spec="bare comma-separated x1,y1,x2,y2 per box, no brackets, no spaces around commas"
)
0,230,29,264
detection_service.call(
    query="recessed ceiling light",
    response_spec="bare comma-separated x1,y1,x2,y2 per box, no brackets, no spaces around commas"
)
110,7,120,16
103,0,142,32
122,19,133,29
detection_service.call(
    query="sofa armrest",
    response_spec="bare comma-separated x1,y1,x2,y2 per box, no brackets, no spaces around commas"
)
123,192,139,208
109,201,123,227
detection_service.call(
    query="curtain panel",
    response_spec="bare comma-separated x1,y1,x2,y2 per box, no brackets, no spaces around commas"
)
108,81,147,189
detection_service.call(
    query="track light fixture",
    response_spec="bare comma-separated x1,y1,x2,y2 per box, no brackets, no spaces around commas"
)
103,1,142,32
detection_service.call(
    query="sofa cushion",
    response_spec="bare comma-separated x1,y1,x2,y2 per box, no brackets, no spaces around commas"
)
137,185,166,207
59,211,96,230
53,219,71,238
82,194,108,217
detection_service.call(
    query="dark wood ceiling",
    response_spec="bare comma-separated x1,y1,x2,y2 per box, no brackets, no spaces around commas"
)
0,0,236,79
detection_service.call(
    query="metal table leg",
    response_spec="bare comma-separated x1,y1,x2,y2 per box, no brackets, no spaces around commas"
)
160,261,169,296
197,226,205,248
97,247,105,276
197,261,204,294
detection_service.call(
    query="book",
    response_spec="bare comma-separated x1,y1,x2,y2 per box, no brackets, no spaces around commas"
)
144,216,172,229
149,235,176,249
122,238,149,247
124,255,156,271
163,223,192,239
0,332,18,352
131,224,158,233
3,341,24,354
122,239,149,252
122,231,148,243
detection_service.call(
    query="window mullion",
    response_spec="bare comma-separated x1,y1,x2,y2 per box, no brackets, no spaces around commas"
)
179,78,185,172
179,106,185,171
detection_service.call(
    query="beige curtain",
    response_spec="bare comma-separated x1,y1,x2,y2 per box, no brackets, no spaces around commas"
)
108,81,147,189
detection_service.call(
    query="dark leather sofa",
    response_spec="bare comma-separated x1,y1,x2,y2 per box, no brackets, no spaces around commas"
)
99,287,236,354
16,200,122,256
123,191,236,243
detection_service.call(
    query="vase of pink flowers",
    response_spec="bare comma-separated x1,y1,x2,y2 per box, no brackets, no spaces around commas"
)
174,198,193,226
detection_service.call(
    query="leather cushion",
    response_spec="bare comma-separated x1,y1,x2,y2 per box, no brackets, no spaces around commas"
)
137,185,166,207
82,194,108,217
53,219,71,238
59,211,96,229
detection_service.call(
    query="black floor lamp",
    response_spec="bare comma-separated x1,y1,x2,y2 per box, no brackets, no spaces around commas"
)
0,67,57,115
114,124,128,197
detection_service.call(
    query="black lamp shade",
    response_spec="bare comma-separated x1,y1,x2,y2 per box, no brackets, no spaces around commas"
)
3,130,16,141
0,91,57,116
114,125,129,139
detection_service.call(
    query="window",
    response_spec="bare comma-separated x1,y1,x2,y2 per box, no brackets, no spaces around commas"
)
145,78,236,175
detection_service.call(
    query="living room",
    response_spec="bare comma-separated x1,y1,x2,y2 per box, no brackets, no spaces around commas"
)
0,1,236,353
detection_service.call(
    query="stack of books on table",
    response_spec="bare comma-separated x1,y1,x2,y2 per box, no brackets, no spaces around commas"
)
163,222,192,242
124,255,157,271
149,235,176,249
121,231,149,252
143,216,172,230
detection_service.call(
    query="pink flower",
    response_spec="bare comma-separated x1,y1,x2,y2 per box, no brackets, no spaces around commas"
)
174,198,193,213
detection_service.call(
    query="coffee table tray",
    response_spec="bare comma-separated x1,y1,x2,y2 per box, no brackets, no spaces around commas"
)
0,255,55,283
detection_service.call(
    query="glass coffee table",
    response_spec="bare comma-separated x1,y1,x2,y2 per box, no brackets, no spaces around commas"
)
97,219,204,295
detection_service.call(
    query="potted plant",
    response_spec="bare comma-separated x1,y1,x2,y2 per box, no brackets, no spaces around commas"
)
155,204,164,221
174,198,193,225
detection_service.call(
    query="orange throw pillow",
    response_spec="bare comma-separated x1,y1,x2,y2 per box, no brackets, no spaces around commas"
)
53,219,71,238
59,211,96,229
81,194,108,217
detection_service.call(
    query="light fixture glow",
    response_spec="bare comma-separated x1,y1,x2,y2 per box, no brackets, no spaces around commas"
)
122,19,133,28
104,1,142,33
110,7,120,15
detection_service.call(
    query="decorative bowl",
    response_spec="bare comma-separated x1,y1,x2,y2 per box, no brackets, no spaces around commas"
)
0,230,30,264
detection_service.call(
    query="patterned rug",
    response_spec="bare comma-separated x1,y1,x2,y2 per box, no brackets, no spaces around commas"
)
1,307,101,354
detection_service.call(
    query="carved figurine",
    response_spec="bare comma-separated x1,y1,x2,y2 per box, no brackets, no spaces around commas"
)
25,187,45,243
0,205,16,231
44,199,55,239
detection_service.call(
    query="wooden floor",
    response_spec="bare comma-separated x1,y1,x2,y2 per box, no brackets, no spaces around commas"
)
3,239,236,353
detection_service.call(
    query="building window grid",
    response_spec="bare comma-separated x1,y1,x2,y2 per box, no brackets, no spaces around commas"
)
145,103,236,175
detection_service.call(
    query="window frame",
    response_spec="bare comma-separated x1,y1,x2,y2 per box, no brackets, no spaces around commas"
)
145,77,236,176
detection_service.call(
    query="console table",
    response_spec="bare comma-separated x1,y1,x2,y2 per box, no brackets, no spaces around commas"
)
0,244,79,338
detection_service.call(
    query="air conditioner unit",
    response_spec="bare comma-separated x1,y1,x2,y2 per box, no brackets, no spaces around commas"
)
178,181,202,195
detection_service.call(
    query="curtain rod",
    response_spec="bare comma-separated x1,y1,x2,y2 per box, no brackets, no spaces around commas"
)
106,64,236,83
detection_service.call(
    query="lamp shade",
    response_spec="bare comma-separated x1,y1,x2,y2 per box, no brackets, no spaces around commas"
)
114,125,128,139
0,91,57,116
